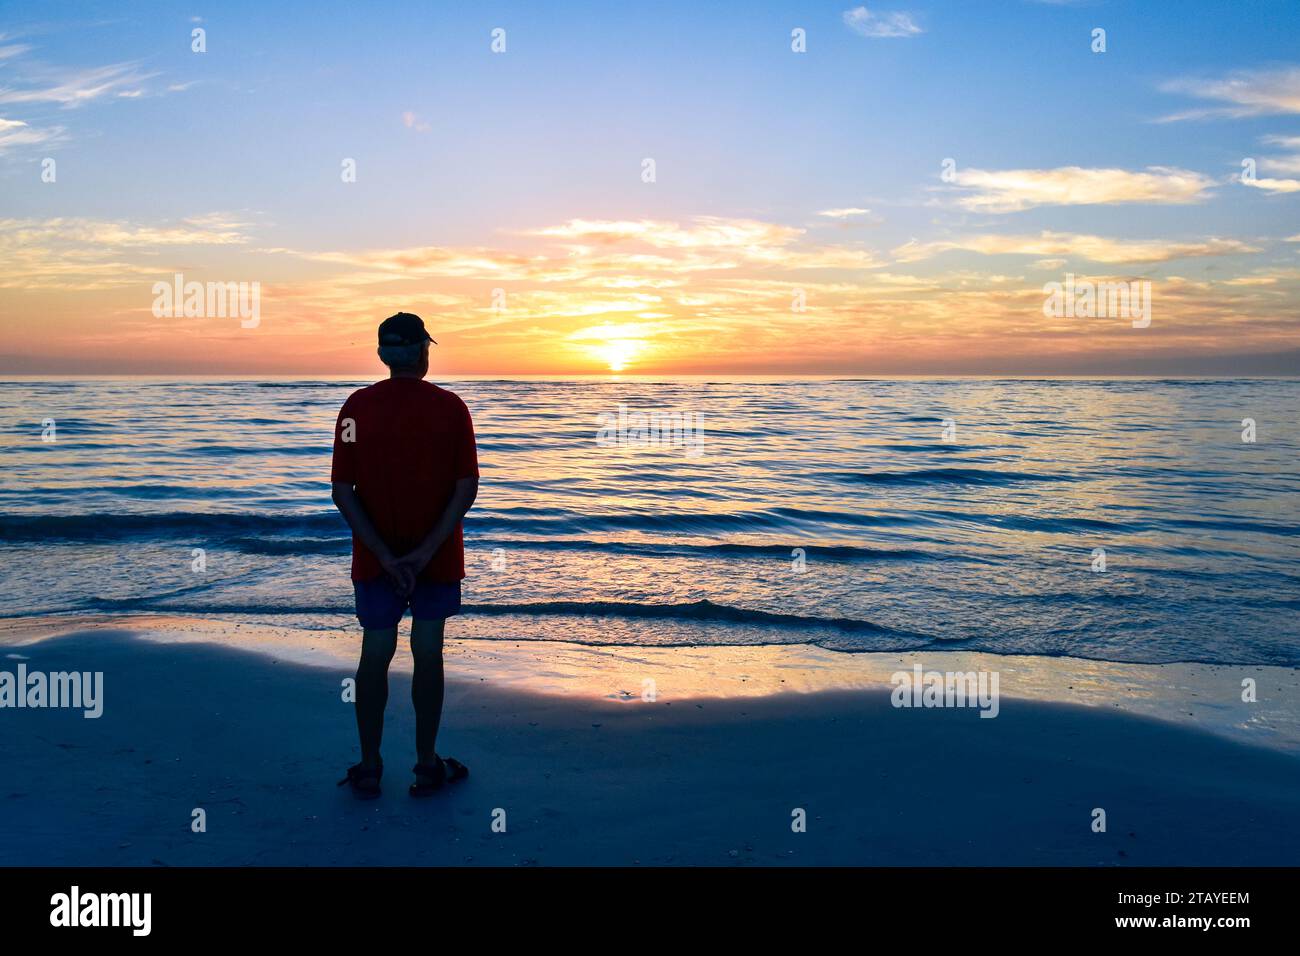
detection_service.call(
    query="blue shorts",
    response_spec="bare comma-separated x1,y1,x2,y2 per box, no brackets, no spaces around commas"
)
353,577,462,629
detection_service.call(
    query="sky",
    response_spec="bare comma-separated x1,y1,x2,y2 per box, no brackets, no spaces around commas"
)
0,0,1298,376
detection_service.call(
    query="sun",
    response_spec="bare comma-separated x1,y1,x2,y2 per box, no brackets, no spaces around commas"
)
592,338,643,372
568,322,653,372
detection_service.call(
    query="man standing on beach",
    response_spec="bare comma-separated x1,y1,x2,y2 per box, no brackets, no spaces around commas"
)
330,312,479,798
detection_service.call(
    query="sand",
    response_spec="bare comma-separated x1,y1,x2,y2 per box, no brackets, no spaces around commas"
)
2,619,1298,866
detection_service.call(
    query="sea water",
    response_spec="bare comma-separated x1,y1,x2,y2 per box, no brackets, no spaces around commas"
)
1,377,1297,666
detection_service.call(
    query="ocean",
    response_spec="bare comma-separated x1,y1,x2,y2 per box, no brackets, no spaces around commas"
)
2,377,1298,666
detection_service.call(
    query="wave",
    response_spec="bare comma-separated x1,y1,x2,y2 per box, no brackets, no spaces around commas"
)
1164,516,1300,537
871,443,983,452
0,511,346,542
228,536,350,555
0,511,969,564
78,595,930,639
2,509,964,563
7,504,1296,546
227,534,964,562
13,598,1290,665
0,508,920,542
829,467,1076,487
159,444,327,458
252,381,359,389
468,599,925,636
925,510,1132,534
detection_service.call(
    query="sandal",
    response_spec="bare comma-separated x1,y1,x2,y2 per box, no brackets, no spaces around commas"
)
337,760,383,799
409,756,469,797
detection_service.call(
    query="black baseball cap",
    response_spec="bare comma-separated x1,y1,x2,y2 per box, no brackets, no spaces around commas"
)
377,312,437,347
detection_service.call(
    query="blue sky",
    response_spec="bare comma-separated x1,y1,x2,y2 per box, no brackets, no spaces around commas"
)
1,1,1298,373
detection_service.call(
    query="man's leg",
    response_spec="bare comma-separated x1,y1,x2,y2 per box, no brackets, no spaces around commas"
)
355,627,398,767
410,618,446,765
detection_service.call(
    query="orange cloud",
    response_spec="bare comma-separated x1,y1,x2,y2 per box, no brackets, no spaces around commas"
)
945,166,1215,213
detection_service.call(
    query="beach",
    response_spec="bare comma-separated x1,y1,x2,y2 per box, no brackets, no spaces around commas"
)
4,0,1300,922
3,376,1299,867
4,615,1298,867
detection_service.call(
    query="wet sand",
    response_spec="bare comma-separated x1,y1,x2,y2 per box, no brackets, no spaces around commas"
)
2,618,1297,866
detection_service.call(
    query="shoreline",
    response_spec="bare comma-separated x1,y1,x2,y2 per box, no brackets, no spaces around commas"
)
4,612,1298,754
2,617,1298,866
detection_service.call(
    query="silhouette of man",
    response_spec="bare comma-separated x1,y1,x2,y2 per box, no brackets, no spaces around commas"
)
331,312,479,798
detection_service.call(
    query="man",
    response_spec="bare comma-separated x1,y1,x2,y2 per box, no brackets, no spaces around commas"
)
331,312,479,799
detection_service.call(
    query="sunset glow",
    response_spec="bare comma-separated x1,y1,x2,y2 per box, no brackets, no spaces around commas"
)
1,5,1298,375
4,1,1300,885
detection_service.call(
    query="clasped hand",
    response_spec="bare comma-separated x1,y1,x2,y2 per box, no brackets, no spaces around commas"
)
378,545,434,597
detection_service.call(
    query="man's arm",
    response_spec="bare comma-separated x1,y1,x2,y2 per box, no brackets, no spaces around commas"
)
394,475,479,579
331,481,416,595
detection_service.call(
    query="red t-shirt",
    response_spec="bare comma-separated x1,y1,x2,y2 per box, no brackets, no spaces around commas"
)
330,379,478,583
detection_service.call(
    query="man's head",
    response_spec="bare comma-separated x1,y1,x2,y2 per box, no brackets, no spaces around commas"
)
377,312,436,377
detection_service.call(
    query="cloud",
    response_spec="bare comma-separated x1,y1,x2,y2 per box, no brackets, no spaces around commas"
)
3,216,250,246
567,322,662,342
0,61,161,108
1220,274,1282,286
1239,134,1300,192
302,244,537,280
0,116,65,154
842,7,923,38
0,215,254,288
945,165,1216,213
818,207,873,219
1243,176,1300,194
1159,65,1300,121
529,217,804,250
287,216,879,286
401,111,430,133
1259,135,1300,174
0,216,254,293
525,217,878,271
2,210,1296,374
182,212,257,233
893,231,1258,264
